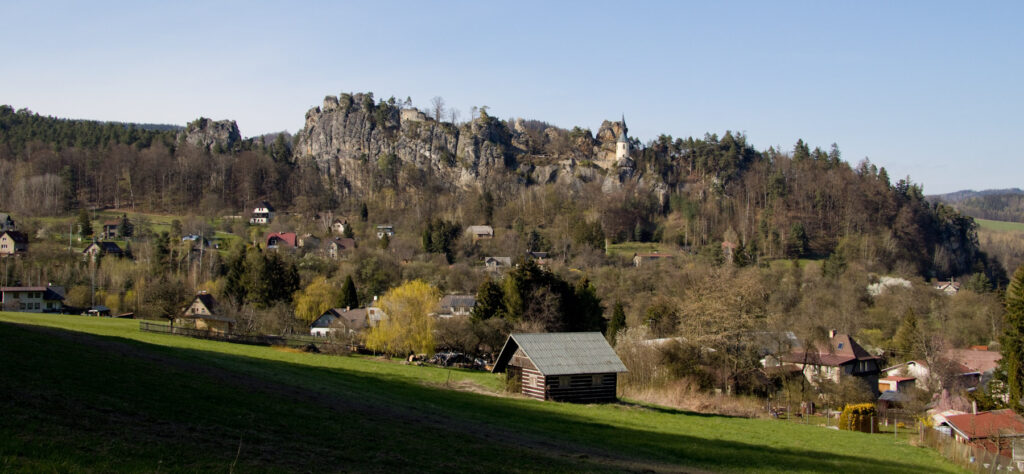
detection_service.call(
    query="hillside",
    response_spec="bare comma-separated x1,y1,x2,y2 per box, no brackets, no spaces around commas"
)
0,313,959,473
929,189,1024,224
0,96,1002,281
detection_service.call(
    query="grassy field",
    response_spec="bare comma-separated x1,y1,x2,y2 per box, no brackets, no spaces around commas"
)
0,312,962,473
605,242,677,258
976,218,1024,232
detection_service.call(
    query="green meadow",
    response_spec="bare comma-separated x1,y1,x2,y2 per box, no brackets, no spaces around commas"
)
0,312,961,473
976,218,1024,232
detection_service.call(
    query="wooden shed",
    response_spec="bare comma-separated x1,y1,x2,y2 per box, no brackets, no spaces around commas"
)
491,332,628,403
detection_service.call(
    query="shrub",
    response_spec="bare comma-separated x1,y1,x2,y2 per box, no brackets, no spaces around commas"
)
839,403,878,433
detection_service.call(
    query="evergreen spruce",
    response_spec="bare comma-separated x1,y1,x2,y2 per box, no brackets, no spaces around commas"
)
340,275,359,309
77,209,92,238
1002,266,1024,413
607,301,627,345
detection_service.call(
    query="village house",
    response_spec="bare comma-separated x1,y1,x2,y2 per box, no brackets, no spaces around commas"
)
298,233,320,249
249,202,275,225
175,292,234,333
939,409,1024,457
492,332,628,403
484,256,512,272
466,225,494,243
878,375,916,393
82,241,123,260
0,213,15,232
527,251,549,267
0,285,65,313
376,225,395,239
780,330,881,393
367,296,386,326
101,220,120,239
84,305,112,317
310,307,368,337
181,234,210,246
326,237,356,259
632,252,674,267
435,294,475,319
0,230,28,256
934,279,961,295
331,218,348,235
266,232,297,250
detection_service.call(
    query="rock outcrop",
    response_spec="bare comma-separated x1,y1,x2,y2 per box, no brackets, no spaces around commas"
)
181,118,240,152
291,92,642,194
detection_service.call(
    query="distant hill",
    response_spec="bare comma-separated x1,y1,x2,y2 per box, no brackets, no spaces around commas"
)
928,188,1024,204
929,188,1024,223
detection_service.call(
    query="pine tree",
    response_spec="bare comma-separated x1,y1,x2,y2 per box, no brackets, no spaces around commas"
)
77,209,92,238
893,310,923,360
118,213,134,238
1001,265,1024,413
340,275,359,309
471,280,505,322
607,301,627,345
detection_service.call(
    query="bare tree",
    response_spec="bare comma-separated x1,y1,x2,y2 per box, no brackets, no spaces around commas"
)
430,96,446,121
448,108,461,125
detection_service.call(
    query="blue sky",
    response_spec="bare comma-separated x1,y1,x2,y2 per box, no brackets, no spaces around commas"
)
2,1,1021,194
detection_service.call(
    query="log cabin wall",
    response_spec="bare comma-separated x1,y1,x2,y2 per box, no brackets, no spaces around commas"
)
544,373,617,403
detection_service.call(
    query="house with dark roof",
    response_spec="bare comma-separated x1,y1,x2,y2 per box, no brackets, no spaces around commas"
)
83,241,123,260
0,213,15,232
632,252,674,267
484,256,512,272
435,294,475,319
327,237,356,259
175,292,234,333
250,202,275,225
0,285,65,313
331,218,348,236
492,332,628,403
310,307,368,337
101,220,120,239
780,330,881,393
0,230,28,256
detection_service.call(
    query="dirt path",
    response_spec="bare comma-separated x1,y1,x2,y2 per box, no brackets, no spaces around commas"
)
18,324,699,473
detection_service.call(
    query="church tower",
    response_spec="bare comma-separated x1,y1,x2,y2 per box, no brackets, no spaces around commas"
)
615,115,629,162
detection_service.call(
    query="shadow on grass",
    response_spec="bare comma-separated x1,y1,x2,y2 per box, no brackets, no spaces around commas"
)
0,322,953,473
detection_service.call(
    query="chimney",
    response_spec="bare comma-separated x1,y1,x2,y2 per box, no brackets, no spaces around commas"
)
829,329,837,339
973,400,977,415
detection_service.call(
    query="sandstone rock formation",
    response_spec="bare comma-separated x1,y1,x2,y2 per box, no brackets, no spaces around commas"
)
181,117,240,152
291,92,643,194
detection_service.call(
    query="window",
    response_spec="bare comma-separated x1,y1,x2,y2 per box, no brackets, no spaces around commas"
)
592,374,603,386
837,343,844,350
558,376,570,388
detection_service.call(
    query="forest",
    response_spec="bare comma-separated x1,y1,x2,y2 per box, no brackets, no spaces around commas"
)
0,99,1016,411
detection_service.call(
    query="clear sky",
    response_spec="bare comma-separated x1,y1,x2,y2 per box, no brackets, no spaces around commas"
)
2,1,1021,194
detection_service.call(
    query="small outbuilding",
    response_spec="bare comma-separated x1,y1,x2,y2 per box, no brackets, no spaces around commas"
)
491,332,627,403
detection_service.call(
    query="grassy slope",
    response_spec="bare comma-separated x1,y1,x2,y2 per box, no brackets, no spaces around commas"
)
0,313,961,473
976,218,1024,233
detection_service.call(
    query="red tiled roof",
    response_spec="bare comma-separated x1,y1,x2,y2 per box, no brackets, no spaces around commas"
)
946,348,1002,374
945,409,1024,440
266,232,297,247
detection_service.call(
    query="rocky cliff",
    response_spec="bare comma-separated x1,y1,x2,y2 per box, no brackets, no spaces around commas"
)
291,92,642,194
181,118,240,152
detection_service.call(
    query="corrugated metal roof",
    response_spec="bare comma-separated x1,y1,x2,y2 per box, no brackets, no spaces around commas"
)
508,332,627,376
